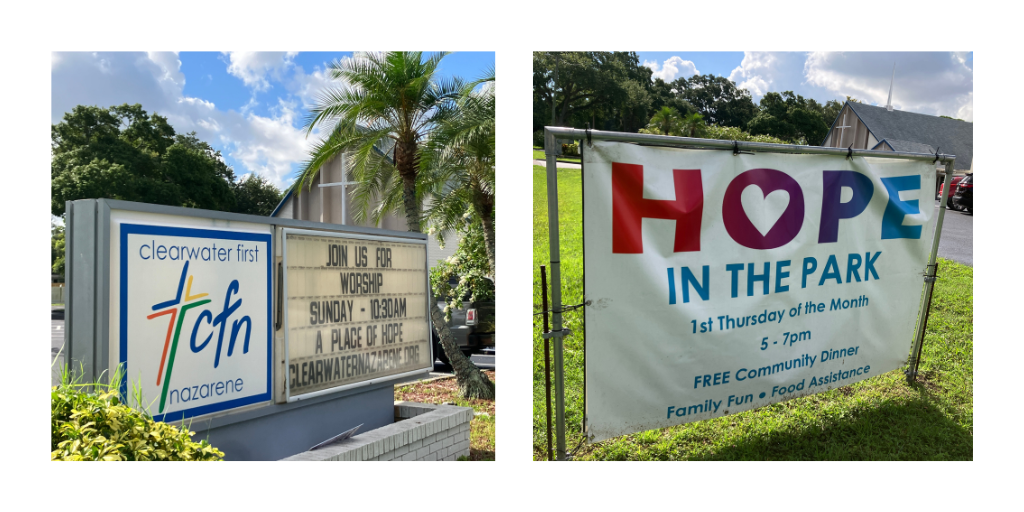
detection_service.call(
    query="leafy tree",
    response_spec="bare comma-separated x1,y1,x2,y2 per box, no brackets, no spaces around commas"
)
299,51,494,399
617,80,653,133
747,91,833,145
161,139,235,211
232,174,282,216
671,74,758,129
533,52,619,129
51,104,236,216
648,78,674,112
52,224,65,276
636,77,698,127
533,52,658,132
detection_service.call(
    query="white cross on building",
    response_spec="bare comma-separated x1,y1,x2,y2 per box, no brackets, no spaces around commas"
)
318,153,356,225
834,111,852,148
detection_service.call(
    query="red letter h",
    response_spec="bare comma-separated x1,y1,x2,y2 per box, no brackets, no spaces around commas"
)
612,162,703,253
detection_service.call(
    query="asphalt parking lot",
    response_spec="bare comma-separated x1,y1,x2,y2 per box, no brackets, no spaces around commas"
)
932,198,973,266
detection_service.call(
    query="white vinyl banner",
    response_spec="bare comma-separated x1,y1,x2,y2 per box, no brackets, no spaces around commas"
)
284,231,431,399
582,140,935,442
116,221,272,422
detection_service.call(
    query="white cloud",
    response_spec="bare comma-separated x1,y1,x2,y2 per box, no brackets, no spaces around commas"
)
727,52,805,100
804,52,973,120
145,52,185,95
643,56,699,82
224,51,298,91
954,91,973,122
286,57,357,137
52,51,317,189
226,99,310,182
289,64,339,110
52,52,179,121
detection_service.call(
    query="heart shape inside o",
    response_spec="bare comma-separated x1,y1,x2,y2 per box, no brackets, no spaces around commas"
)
740,185,790,237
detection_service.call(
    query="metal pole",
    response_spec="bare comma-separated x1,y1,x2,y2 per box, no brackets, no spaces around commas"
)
910,261,939,379
907,161,955,382
541,265,553,462
544,127,567,460
544,127,956,166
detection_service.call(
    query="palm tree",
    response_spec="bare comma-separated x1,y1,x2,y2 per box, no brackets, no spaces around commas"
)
297,52,494,399
420,68,495,277
680,112,706,138
645,106,683,136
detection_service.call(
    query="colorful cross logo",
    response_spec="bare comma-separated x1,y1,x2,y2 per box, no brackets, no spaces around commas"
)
147,261,210,413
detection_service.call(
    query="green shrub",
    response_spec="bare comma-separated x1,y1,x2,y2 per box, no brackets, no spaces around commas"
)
430,214,495,323
533,130,545,148
51,366,224,461
703,124,789,145
561,142,580,156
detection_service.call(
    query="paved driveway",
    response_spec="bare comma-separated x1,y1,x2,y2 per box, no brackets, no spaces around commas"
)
51,306,65,387
932,200,973,266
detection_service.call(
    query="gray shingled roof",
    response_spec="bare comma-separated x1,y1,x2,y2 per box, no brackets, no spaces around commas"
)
847,102,973,170
873,138,935,155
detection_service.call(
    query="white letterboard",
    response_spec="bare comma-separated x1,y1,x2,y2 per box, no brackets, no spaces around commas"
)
283,230,431,399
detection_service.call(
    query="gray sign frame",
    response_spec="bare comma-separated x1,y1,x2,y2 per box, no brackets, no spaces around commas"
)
65,199,430,459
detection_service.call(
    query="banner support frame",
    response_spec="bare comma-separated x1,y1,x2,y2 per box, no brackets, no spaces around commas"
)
543,126,956,454
907,161,956,381
543,129,569,460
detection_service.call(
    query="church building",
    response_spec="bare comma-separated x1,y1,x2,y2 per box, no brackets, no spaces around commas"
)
270,153,456,269
820,72,972,193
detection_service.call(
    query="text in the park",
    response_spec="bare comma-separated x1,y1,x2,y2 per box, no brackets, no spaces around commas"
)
583,141,933,442
285,233,429,398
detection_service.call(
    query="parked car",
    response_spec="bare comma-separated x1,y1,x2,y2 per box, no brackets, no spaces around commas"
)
952,173,972,213
431,276,495,364
938,175,965,210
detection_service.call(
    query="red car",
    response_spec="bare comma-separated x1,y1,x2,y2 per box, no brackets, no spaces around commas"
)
938,176,965,210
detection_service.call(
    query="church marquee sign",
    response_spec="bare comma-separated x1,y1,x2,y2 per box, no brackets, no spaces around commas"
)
281,229,432,401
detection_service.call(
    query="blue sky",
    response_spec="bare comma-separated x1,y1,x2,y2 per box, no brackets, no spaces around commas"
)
636,52,973,121
51,52,495,190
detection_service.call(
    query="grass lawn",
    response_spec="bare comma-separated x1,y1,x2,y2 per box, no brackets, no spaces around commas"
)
395,370,495,461
532,165,973,460
533,147,580,163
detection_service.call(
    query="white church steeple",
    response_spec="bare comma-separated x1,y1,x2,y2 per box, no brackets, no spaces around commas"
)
886,63,895,112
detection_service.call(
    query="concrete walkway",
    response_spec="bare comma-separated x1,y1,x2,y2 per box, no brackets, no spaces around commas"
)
532,159,581,169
